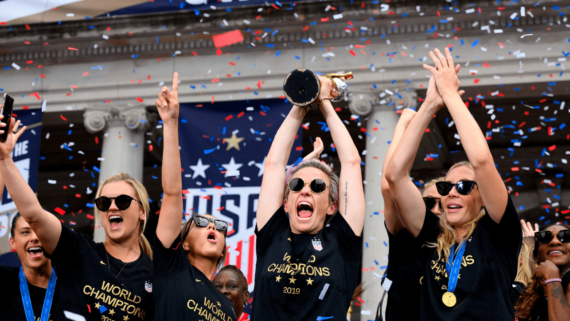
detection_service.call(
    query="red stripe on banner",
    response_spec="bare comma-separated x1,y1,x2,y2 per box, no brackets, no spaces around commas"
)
225,245,231,266
213,30,244,49
236,240,243,269
248,235,255,285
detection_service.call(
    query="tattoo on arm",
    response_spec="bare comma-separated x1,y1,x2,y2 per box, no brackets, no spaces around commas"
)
551,282,570,309
344,182,348,216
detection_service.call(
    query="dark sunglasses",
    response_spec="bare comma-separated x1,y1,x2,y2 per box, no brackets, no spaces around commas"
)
288,177,328,194
192,215,229,232
423,197,441,211
436,181,478,196
535,230,570,244
95,195,142,212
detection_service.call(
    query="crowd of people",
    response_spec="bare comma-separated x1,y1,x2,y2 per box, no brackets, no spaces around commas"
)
0,47,568,321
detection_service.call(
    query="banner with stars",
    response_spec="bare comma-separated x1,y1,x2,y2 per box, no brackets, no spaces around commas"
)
178,98,303,295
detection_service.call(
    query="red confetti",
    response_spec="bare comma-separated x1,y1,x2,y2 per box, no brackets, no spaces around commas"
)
321,17,329,22
54,207,66,215
25,24,30,30
213,30,244,48
295,146,303,151
349,50,356,56
60,115,67,121
225,115,233,121
212,78,220,83
22,106,29,110
548,145,556,151
237,111,245,118
68,47,78,51
30,92,41,100
83,72,89,76
136,97,144,102
216,48,223,56
473,79,480,84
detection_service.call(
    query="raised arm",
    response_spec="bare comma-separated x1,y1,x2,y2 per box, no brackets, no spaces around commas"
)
425,48,507,223
256,105,307,230
386,71,463,237
381,109,416,235
317,79,364,235
0,118,62,254
155,72,184,248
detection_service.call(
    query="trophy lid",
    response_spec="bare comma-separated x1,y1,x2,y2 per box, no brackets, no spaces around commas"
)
283,69,321,106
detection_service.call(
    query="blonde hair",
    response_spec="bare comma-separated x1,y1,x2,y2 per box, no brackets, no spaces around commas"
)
422,176,445,195
515,237,536,286
429,161,485,262
95,173,153,259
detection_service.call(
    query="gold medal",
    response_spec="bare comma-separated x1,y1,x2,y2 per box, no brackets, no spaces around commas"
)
442,292,456,307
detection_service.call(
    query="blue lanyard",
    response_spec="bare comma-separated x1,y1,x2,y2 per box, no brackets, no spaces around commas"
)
445,241,466,294
19,267,57,321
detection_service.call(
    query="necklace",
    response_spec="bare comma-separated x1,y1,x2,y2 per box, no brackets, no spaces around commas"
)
106,250,128,279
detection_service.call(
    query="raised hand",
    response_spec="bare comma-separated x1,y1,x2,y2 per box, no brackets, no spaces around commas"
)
424,60,464,112
303,137,324,161
155,72,180,125
317,75,333,101
0,117,27,160
521,219,539,237
423,48,462,100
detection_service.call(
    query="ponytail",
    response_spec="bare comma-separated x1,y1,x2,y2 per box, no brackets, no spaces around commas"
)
139,233,153,260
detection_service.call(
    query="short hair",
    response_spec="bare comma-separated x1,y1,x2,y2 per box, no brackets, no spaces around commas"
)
216,265,248,291
284,159,339,205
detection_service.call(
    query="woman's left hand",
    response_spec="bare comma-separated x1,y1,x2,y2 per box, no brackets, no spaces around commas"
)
317,75,333,101
423,47,461,99
536,260,561,284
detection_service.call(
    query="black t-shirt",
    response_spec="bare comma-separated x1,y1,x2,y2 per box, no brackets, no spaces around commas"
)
510,281,526,308
415,196,521,320
0,265,60,321
383,219,438,321
153,233,237,321
45,223,153,321
251,207,362,320
519,271,570,321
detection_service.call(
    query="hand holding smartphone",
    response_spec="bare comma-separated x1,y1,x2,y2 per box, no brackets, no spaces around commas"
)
0,93,14,143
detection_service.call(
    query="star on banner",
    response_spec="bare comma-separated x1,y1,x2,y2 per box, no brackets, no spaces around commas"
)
190,158,210,179
224,133,244,151
254,157,266,177
222,157,243,177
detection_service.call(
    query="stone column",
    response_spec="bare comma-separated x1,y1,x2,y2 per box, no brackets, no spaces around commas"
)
83,103,149,242
349,91,416,318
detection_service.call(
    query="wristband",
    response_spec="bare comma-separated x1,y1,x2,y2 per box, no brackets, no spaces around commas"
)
544,278,562,285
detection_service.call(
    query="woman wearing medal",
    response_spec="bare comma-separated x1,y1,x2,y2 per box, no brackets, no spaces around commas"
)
0,118,155,319
251,75,365,320
386,47,521,320
0,122,60,321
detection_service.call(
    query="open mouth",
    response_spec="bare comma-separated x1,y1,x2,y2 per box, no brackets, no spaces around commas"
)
27,246,43,258
207,231,217,243
447,203,463,213
547,249,566,256
109,214,124,231
297,201,314,220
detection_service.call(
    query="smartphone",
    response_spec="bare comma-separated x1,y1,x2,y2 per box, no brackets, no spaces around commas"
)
0,93,14,142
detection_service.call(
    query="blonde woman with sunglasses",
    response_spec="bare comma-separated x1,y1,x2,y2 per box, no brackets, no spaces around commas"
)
152,73,236,321
0,130,154,318
386,48,521,320
251,76,365,320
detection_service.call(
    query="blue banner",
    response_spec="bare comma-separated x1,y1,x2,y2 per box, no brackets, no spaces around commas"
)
178,98,302,296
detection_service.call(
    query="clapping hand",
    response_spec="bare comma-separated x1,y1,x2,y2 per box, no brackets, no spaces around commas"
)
423,48,463,102
303,137,325,161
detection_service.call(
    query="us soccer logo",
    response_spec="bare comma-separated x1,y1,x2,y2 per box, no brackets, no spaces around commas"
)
312,239,323,251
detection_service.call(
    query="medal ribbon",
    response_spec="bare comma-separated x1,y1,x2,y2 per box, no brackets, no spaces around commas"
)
19,267,57,321
445,241,466,295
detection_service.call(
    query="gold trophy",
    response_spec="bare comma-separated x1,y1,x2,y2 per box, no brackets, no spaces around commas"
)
283,69,353,108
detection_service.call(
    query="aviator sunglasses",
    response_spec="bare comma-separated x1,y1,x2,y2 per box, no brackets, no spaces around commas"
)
535,230,570,244
436,181,478,196
288,177,329,194
192,215,229,233
95,195,142,212
423,197,441,211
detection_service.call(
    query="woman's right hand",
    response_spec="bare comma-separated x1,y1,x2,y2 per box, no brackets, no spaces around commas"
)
303,137,324,161
521,219,539,238
423,47,462,99
0,118,27,161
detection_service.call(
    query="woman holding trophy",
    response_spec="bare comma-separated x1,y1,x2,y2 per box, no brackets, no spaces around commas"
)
251,71,365,320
